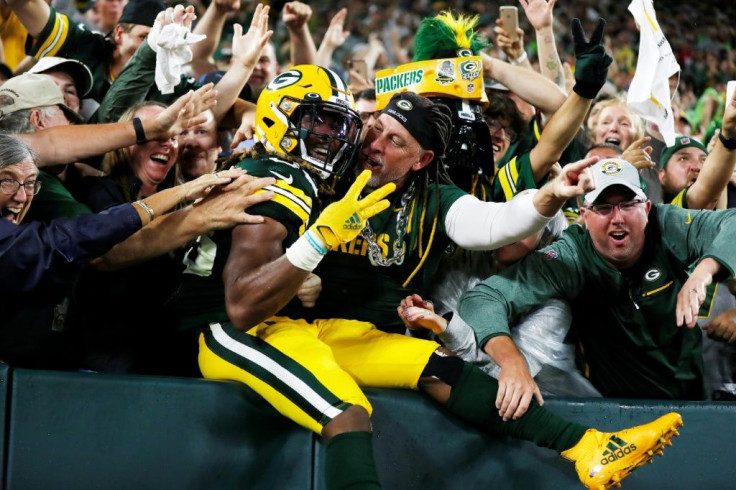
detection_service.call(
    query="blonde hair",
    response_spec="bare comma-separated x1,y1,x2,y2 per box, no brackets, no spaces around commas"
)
589,95,645,145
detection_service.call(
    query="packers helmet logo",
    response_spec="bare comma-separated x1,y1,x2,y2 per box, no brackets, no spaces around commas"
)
600,161,622,175
457,48,473,57
267,70,303,91
396,100,413,111
644,268,661,281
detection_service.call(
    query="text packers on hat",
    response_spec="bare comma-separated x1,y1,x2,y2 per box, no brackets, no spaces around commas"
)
657,135,707,169
583,158,647,205
28,57,94,98
0,73,83,123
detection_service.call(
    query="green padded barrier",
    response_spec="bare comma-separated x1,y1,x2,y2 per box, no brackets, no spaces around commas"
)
0,363,9,490
6,369,312,490
314,389,736,490
5,370,736,489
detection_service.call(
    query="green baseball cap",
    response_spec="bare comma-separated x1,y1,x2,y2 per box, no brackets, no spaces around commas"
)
658,135,706,169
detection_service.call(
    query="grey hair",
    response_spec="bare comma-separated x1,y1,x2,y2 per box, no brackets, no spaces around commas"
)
0,133,38,170
0,108,35,134
0,105,61,135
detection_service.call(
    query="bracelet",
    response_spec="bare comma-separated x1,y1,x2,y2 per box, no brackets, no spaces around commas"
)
509,51,528,65
718,131,736,150
132,117,147,145
135,199,155,221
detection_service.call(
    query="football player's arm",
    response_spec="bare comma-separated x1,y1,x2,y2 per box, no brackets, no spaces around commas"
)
224,218,311,330
5,0,50,37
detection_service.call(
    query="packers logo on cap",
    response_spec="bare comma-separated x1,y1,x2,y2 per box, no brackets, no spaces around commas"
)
600,161,622,175
457,48,473,57
396,100,413,111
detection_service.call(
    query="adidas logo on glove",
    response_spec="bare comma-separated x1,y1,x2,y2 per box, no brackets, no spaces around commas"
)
343,213,363,230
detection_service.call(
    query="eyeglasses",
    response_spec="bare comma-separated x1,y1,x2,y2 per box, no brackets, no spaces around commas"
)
484,117,517,143
359,111,379,123
585,199,645,216
0,178,41,196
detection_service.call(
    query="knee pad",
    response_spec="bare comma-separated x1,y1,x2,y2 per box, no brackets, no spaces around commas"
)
420,352,465,386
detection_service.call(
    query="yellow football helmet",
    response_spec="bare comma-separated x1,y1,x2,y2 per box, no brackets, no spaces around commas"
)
255,65,362,184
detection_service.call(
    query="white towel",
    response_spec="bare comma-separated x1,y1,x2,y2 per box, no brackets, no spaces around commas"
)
148,22,206,94
626,0,680,146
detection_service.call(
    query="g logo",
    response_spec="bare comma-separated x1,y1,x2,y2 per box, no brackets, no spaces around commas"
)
457,48,473,57
267,70,303,91
460,60,479,73
644,268,661,281
396,99,413,111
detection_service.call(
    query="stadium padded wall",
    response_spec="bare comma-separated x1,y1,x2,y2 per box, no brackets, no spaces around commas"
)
2,367,735,490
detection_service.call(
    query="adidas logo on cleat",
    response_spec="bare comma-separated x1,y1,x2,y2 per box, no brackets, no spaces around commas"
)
600,436,637,465
600,444,638,464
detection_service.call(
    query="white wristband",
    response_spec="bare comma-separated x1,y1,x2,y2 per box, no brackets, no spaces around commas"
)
509,51,528,65
285,230,328,272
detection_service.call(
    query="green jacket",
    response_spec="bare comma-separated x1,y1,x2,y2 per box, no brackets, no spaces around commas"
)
94,41,198,123
459,204,736,399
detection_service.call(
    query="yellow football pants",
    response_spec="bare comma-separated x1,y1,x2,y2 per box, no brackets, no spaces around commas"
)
199,317,439,434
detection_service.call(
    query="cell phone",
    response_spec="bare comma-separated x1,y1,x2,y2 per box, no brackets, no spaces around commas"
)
348,59,369,83
499,6,520,43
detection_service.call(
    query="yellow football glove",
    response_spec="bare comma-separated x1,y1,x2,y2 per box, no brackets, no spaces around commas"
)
310,170,395,250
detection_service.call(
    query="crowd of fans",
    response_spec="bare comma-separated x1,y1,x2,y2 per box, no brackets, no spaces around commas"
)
0,0,735,404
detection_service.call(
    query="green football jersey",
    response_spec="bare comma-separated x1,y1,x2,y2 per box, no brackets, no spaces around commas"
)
171,155,321,332
26,7,116,102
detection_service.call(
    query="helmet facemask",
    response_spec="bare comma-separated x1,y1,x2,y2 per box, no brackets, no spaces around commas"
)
281,98,363,186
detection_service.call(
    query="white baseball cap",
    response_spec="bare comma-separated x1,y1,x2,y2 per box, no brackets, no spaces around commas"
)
28,56,94,98
583,158,647,205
